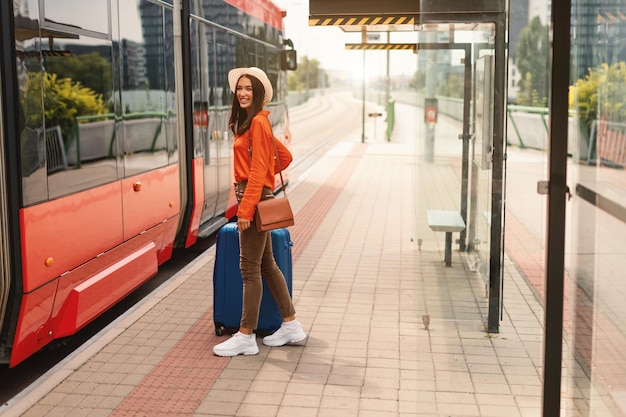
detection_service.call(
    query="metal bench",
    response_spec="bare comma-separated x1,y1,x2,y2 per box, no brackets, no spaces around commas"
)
427,210,466,267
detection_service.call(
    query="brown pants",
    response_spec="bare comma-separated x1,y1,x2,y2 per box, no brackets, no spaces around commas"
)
235,182,295,330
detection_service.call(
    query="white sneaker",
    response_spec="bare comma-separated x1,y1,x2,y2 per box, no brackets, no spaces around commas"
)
263,322,307,347
213,332,259,356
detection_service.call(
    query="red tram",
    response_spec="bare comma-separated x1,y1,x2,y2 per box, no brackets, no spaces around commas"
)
0,0,296,367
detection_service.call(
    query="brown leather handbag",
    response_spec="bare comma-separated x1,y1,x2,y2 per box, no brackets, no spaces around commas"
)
255,196,294,232
248,132,294,232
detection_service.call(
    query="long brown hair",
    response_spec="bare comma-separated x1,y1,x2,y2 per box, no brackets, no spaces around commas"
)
228,75,266,136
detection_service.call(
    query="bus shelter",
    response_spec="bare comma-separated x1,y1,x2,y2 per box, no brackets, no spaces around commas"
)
309,0,508,334
309,1,574,415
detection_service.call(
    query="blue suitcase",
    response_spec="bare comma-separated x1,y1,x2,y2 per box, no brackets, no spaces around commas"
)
213,223,293,336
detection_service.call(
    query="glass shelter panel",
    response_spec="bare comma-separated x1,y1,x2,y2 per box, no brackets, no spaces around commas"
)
412,24,501,323
564,0,626,414
469,53,494,286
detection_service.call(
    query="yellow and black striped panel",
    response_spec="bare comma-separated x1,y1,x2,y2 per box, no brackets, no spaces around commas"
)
597,11,626,23
42,50,72,57
309,15,416,26
345,43,416,51
17,50,72,58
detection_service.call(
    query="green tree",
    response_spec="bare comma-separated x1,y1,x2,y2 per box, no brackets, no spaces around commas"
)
516,16,549,106
409,69,425,91
437,73,464,98
290,56,327,90
45,52,113,102
21,72,108,138
288,73,303,91
517,72,547,107
570,62,626,134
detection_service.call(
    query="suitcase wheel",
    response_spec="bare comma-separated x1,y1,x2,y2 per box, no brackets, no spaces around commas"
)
215,322,224,336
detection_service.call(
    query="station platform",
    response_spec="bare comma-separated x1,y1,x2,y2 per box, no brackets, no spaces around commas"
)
2,96,549,417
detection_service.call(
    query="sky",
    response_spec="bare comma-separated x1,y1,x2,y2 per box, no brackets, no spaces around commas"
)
272,0,419,79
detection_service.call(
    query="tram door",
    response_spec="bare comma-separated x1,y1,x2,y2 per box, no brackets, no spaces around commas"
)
212,39,233,215
191,22,219,223
0,65,10,335
195,27,232,224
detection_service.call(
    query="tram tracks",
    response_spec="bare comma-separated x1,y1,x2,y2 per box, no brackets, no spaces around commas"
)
286,90,377,187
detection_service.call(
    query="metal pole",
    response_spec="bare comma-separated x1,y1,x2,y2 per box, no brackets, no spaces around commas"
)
362,49,366,143
385,32,390,106
424,31,436,162
542,0,571,414
487,16,506,335
459,45,472,252
305,57,309,98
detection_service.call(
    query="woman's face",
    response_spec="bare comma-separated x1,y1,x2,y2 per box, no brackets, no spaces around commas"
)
236,76,253,110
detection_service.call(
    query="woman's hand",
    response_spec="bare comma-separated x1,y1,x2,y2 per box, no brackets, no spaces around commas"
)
238,218,251,231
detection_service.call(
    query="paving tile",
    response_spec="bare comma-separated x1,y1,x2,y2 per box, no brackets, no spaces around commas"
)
473,382,513,395
479,404,524,417
234,403,279,417
241,391,283,406
438,401,481,416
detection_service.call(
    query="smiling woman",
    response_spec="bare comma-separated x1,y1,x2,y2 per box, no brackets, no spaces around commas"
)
211,65,304,357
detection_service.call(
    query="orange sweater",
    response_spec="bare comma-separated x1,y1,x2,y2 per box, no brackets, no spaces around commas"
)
233,110,276,220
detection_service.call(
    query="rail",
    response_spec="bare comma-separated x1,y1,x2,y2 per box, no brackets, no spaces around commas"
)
576,184,626,224
591,119,626,168
371,91,605,163
56,111,177,169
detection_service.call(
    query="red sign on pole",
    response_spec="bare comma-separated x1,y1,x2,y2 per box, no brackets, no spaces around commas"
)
193,101,208,127
425,98,438,124
194,110,208,127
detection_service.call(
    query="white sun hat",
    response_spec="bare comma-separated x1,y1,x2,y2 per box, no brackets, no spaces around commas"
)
228,67,273,104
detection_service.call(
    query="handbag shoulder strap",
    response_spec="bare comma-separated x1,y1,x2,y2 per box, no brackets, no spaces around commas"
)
247,130,287,196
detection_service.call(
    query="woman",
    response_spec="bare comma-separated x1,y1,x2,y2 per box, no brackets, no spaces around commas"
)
213,67,306,357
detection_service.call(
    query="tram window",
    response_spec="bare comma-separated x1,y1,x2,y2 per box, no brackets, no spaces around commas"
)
233,35,246,69
220,33,235,106
247,40,257,66
268,72,279,102
216,42,229,107
190,19,206,159
43,38,118,200
163,8,178,164
268,52,278,72
43,0,109,35
119,2,171,176
257,46,267,73
16,0,119,204
206,31,217,106
15,5,46,205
